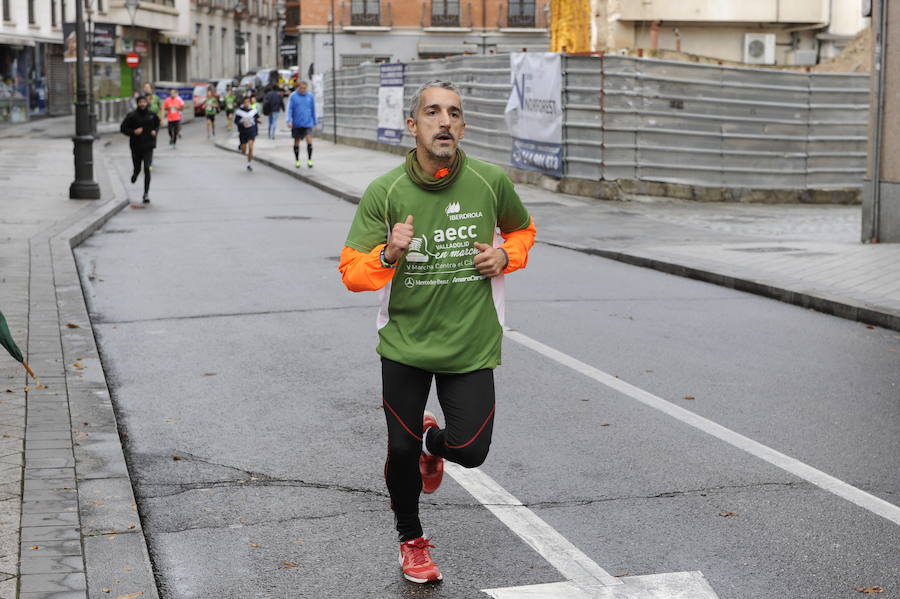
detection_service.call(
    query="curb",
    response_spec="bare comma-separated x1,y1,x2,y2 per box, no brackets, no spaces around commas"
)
543,240,900,332
213,139,900,333
21,147,159,598
213,140,362,204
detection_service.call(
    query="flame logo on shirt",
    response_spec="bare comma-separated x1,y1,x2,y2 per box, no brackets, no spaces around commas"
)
445,202,460,215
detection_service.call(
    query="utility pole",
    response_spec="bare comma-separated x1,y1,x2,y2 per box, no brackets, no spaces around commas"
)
69,0,100,199
864,0,900,242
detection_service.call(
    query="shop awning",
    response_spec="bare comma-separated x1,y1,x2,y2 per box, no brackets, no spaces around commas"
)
159,32,193,46
0,34,36,47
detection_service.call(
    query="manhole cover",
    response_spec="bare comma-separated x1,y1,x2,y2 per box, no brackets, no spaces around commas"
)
265,216,312,220
728,247,804,253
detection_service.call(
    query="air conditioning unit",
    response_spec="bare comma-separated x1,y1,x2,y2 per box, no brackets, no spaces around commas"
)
788,49,818,66
744,33,776,65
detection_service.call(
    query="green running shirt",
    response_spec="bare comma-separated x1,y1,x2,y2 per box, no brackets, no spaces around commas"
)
345,156,531,374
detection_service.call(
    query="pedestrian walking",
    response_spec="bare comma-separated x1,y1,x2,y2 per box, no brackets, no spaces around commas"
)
263,86,284,140
224,86,237,132
286,80,316,168
205,86,220,138
163,88,184,148
338,80,536,584
235,96,260,172
120,94,160,204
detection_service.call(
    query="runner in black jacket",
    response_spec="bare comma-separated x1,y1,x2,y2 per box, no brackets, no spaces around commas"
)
120,94,161,204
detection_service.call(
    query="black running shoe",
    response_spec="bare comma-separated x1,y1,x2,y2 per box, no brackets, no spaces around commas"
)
131,172,138,184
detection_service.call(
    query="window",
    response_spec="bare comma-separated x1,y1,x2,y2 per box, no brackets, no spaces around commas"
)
286,2,299,29
2,0,10,22
508,0,535,27
351,0,379,26
431,0,459,27
97,0,103,12
51,0,57,26
28,0,35,23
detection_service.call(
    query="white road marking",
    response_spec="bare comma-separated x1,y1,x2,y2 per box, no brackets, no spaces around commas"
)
445,463,720,598
504,328,900,527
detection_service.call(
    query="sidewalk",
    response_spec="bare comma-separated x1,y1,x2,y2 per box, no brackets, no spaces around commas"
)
1,136,158,598
215,130,900,331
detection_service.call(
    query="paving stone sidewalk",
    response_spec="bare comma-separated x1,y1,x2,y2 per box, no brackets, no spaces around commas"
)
215,129,900,331
0,137,158,599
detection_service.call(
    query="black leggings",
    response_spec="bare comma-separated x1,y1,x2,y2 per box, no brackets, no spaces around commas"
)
381,357,495,541
131,149,152,194
168,121,180,144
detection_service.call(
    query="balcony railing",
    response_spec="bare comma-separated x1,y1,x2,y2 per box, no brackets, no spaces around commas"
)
422,1,472,28
340,1,393,28
497,1,547,29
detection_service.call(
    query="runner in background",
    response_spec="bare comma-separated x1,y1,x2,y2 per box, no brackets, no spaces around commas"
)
120,94,160,205
235,96,260,172
286,80,316,168
142,82,162,169
205,86,220,138
162,88,184,148
224,86,237,132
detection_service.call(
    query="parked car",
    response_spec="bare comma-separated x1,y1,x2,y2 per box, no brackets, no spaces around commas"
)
209,78,235,98
192,83,212,116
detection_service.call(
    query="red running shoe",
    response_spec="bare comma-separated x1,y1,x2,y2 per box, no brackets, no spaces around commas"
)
399,537,443,583
420,410,444,494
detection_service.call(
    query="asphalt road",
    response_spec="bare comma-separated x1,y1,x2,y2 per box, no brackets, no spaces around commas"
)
76,121,900,599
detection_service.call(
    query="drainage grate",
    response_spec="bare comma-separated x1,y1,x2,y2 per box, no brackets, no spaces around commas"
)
728,247,804,253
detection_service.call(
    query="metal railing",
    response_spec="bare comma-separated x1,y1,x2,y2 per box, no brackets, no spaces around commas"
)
497,1,547,29
341,0,392,27
421,0,472,28
323,54,869,191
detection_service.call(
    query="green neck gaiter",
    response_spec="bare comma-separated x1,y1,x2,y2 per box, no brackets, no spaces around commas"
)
404,148,467,191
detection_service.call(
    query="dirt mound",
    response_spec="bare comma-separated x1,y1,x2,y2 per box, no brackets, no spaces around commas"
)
814,27,871,73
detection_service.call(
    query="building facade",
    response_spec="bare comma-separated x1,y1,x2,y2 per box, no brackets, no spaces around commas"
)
594,0,869,66
285,0,550,80
0,0,68,122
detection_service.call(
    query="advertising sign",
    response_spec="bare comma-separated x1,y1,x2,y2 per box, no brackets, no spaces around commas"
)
63,22,117,63
377,63,405,145
504,52,564,177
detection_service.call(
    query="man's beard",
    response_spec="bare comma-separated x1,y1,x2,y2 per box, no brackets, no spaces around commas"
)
427,134,456,160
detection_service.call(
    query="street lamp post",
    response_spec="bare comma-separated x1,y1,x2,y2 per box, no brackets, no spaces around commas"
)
276,0,286,69
125,0,140,94
330,0,337,143
69,0,100,199
85,0,97,134
235,2,246,78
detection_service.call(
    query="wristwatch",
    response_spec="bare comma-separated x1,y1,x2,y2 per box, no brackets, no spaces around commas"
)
379,246,396,268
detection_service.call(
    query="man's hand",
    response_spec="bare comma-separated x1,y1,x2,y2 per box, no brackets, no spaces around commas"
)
473,242,508,278
150,130,157,137
133,127,143,135
286,121,292,128
384,215,414,264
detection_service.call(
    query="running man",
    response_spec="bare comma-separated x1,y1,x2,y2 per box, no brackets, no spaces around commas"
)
223,86,237,132
286,80,316,168
205,86,220,138
338,80,536,584
162,88,184,148
235,95,260,172
120,94,160,204
142,82,162,118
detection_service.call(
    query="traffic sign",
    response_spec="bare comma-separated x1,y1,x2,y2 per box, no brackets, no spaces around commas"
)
125,52,140,68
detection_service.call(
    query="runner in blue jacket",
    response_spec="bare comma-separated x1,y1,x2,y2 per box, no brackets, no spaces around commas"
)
286,80,317,168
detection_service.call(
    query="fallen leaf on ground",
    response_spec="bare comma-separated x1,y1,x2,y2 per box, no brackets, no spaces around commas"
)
202,372,217,376
172,456,182,461
865,325,876,330
599,423,610,427
23,386,30,392
116,593,144,599
89,500,105,506
127,525,136,530
279,561,299,569
101,589,110,593
66,323,80,328
719,512,738,517
4,390,11,393
106,535,117,541
613,573,629,578
854,587,884,594
123,567,133,571
249,542,260,547
30,545,40,550
36,383,46,389
683,396,695,401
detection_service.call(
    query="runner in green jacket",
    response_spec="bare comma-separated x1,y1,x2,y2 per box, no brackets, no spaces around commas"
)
339,80,536,584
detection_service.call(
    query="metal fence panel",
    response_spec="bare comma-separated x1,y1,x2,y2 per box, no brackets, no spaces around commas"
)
322,54,870,192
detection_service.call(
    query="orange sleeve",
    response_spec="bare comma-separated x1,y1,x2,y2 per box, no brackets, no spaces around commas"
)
500,217,536,274
339,244,396,292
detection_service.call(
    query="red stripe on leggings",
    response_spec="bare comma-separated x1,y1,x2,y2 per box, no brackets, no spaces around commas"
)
445,405,495,449
381,396,423,441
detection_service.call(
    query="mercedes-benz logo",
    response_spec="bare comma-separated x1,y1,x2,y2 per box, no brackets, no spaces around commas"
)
405,277,415,288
